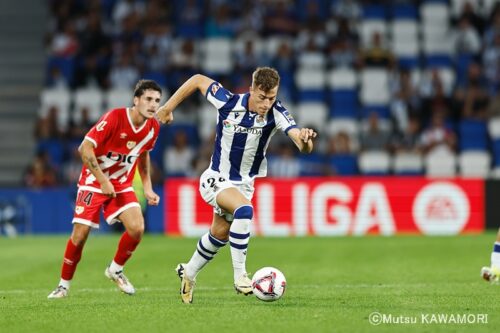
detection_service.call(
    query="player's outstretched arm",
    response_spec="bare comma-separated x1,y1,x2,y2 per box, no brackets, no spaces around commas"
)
138,151,159,206
287,127,317,154
156,74,214,124
79,140,116,197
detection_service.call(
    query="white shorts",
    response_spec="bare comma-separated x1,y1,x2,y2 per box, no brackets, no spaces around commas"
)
199,169,254,221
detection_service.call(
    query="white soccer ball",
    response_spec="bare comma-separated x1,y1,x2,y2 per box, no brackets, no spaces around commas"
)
251,266,287,302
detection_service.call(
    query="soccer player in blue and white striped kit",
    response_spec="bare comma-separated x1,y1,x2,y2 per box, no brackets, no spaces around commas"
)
157,67,317,303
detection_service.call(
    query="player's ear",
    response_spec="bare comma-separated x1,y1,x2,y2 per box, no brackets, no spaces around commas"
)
133,96,139,106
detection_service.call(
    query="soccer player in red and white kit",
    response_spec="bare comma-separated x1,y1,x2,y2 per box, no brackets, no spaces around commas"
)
48,80,162,298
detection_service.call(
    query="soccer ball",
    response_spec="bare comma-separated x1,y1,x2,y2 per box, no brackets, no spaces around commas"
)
251,267,286,302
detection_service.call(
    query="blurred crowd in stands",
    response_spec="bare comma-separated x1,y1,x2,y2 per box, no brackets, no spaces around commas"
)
25,0,500,187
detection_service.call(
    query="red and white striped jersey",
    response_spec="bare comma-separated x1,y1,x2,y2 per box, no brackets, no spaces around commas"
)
78,108,160,193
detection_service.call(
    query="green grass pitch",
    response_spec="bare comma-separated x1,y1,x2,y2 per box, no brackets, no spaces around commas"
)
1,234,499,332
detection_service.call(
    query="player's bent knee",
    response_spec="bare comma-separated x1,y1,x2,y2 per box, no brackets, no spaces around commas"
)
234,205,253,220
71,224,90,246
127,223,144,240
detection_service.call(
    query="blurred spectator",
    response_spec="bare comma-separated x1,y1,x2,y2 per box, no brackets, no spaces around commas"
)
390,116,422,154
142,20,172,81
61,145,82,184
109,52,140,88
453,16,481,55
483,33,500,95
331,0,361,23
453,63,489,120
163,130,195,177
327,131,354,155
419,111,457,155
268,142,301,178
270,41,295,100
34,108,65,168
296,3,327,52
360,112,391,151
66,106,93,146
487,91,500,118
24,153,58,188
112,0,145,25
191,131,215,177
206,3,239,37
176,0,205,38
234,38,263,74
484,8,500,47
420,69,454,123
74,8,112,88
50,21,79,57
170,39,199,89
262,1,298,36
390,69,420,133
329,17,359,45
361,31,395,68
236,1,264,37
456,1,485,35
328,37,360,68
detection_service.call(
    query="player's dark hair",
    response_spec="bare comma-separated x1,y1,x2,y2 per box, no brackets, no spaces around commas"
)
252,67,280,92
134,80,162,97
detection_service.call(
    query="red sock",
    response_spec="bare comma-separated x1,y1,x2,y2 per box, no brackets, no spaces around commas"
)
113,232,141,266
61,238,84,280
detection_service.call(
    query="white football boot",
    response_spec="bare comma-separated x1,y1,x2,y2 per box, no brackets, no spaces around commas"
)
176,263,196,304
234,273,253,295
481,266,500,284
47,285,68,299
105,267,135,295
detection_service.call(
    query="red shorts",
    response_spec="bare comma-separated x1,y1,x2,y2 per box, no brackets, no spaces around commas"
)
72,189,140,229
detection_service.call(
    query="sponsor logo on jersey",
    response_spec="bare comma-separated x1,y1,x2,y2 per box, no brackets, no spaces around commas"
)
233,124,263,135
256,115,266,124
282,110,296,125
211,84,220,95
106,151,138,164
126,141,136,149
75,206,84,214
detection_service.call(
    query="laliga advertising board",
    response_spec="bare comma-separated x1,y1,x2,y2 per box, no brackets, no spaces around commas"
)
164,178,484,237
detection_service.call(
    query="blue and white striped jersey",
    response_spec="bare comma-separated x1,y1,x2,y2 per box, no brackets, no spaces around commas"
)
205,81,297,184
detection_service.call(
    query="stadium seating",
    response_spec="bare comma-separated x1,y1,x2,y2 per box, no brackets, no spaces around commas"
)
425,149,457,177
458,151,491,177
73,87,104,123
393,152,424,175
358,150,391,175
38,0,500,181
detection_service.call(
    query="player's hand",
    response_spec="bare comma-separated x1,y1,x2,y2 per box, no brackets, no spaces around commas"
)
299,128,317,143
145,189,160,206
156,105,174,124
101,180,116,198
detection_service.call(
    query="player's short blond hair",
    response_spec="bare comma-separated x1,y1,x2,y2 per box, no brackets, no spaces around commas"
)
252,67,280,92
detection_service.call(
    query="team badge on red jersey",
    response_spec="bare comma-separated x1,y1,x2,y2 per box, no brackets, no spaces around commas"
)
75,206,84,214
126,141,136,149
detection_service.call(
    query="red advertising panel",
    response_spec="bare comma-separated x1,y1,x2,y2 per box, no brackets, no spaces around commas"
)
164,178,484,236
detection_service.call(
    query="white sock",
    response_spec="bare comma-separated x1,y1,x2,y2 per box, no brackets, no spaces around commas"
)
230,206,252,281
59,278,70,289
185,232,227,279
109,260,124,274
491,242,500,269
